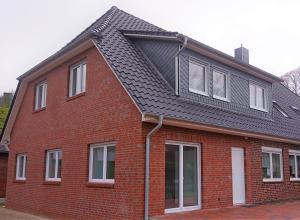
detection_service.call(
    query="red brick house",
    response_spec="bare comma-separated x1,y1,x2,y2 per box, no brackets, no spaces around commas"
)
1,6,300,220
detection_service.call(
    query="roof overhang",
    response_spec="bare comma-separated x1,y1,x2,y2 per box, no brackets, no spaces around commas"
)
142,113,300,145
0,38,96,145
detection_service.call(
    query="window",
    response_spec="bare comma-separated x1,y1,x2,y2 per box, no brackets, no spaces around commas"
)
189,59,208,96
261,147,283,182
16,154,27,180
45,150,62,181
289,150,300,181
35,81,47,110
89,143,115,183
213,69,229,101
249,83,267,111
69,62,86,97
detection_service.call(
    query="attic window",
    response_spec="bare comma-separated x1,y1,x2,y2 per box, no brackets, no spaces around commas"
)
249,83,267,112
188,59,209,96
273,102,289,118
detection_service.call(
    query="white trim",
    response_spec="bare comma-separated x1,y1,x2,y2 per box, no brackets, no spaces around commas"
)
88,143,115,183
249,82,268,112
16,154,27,180
35,81,47,110
69,62,87,97
289,149,300,154
288,150,300,181
164,142,201,213
188,58,209,97
212,68,230,102
261,147,283,182
262,146,282,153
45,149,62,182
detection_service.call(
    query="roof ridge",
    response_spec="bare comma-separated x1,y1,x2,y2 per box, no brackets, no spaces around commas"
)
91,6,118,33
61,6,118,50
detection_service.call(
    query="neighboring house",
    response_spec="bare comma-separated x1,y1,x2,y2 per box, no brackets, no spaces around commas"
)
0,145,8,199
1,6,300,220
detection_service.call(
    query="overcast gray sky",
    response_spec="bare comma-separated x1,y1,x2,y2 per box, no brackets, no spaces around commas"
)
1,0,300,93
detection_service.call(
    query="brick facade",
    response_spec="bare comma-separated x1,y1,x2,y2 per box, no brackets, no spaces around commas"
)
0,153,8,198
5,46,300,219
147,125,300,217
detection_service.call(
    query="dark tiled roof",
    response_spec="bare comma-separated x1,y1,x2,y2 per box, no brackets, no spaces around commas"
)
17,6,300,143
87,7,300,141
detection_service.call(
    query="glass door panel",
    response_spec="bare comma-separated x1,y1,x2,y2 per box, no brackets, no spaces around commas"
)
165,145,180,209
183,146,198,207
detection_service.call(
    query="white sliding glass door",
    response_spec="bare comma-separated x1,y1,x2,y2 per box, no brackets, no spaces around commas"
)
165,143,201,213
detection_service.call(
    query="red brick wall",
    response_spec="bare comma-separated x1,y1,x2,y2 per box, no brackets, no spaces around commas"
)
6,47,145,219
146,125,300,217
0,153,8,198
248,139,300,204
6,45,300,219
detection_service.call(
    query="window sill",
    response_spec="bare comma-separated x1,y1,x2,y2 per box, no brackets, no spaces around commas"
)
43,181,61,185
86,182,114,188
263,179,283,183
189,88,209,97
33,107,46,114
250,106,268,113
14,179,26,184
213,95,230,102
290,178,300,182
66,92,86,102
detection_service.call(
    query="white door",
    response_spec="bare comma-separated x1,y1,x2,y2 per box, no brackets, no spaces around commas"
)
231,147,245,205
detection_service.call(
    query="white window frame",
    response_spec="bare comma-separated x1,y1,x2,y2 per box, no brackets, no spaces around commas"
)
261,146,283,182
89,143,115,184
212,68,230,102
35,81,47,110
249,83,267,112
289,149,300,181
164,141,201,214
45,149,62,182
69,62,87,97
188,58,209,96
16,154,27,180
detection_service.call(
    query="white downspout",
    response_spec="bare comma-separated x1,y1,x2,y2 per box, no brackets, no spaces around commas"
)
144,115,164,220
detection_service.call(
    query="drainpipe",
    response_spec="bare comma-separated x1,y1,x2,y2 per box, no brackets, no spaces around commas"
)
144,115,164,220
175,36,188,96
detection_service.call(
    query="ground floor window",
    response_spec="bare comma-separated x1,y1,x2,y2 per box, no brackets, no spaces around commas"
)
289,150,300,181
165,142,200,213
16,154,27,180
261,147,283,182
89,143,115,183
45,149,62,181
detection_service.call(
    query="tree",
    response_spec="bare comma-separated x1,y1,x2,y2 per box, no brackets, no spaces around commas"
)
281,67,300,96
0,106,9,133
